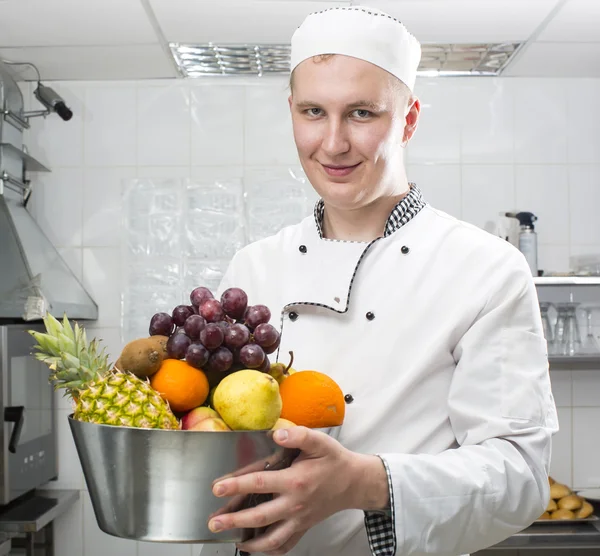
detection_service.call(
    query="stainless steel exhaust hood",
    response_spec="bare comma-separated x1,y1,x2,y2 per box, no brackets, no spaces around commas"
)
0,61,98,321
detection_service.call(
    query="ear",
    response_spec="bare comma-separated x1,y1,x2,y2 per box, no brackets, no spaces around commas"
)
288,94,293,110
403,96,421,145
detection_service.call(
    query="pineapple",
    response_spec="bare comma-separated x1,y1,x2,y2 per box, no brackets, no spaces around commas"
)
29,313,179,430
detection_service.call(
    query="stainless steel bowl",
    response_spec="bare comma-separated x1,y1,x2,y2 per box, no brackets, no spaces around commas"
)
68,415,341,543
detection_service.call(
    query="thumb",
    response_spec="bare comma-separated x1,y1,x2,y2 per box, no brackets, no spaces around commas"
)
272,425,336,457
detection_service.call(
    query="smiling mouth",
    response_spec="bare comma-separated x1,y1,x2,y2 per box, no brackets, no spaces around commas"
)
320,162,362,177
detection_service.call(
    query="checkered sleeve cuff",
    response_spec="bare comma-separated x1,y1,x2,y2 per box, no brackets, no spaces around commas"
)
364,456,396,556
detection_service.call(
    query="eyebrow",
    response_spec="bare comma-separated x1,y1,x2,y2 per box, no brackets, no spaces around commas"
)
294,100,385,112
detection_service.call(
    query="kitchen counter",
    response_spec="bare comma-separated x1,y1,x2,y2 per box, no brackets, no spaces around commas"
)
492,520,600,550
0,489,79,556
0,534,11,556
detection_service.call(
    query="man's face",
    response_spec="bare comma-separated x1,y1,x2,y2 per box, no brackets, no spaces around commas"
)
288,54,419,211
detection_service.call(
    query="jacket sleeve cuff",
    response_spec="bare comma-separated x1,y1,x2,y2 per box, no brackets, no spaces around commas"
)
363,456,397,556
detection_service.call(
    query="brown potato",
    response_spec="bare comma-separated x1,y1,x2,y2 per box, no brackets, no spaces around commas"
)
576,501,594,519
546,499,557,512
538,511,551,520
549,476,556,486
558,494,583,511
550,483,571,500
551,509,575,520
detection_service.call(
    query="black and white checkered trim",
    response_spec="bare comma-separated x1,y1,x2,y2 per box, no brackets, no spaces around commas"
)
313,183,426,239
364,457,396,556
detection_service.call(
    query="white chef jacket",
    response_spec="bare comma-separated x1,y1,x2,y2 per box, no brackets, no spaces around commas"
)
201,196,558,556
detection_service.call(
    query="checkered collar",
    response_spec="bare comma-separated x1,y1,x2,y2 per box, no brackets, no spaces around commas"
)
313,183,426,239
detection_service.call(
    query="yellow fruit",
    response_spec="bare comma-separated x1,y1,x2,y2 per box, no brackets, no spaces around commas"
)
272,418,296,430
269,351,297,385
213,370,282,430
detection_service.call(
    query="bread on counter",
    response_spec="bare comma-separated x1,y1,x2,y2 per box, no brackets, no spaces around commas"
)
538,477,596,521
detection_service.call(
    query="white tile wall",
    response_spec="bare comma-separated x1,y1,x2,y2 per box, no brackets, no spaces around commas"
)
20,74,600,556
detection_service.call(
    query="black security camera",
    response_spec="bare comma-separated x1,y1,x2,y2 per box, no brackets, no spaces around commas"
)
34,83,73,121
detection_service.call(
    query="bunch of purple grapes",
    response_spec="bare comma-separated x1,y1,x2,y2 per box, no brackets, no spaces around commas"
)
148,286,280,375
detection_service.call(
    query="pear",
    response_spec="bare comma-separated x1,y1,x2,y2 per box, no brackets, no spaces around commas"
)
272,418,296,430
269,351,297,385
189,417,231,431
213,370,282,431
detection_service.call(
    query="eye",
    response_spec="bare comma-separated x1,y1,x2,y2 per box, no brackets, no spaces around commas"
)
352,109,372,119
305,108,323,117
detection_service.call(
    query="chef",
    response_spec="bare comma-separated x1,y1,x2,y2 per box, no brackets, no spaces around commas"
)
201,5,559,556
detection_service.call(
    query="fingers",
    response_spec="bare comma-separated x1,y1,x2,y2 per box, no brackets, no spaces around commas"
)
208,495,289,533
273,426,335,458
213,467,291,498
211,452,284,486
237,520,305,555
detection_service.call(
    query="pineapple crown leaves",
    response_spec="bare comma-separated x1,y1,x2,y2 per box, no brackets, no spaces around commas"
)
28,312,112,392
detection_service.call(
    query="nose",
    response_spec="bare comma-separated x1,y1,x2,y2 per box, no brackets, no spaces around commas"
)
321,118,350,157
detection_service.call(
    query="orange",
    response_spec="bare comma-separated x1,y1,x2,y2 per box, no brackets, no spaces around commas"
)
279,370,345,428
150,359,209,413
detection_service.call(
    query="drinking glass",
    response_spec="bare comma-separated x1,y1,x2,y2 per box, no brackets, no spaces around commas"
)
554,302,582,356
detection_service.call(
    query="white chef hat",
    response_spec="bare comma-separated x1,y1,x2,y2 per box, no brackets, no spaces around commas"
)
290,6,421,92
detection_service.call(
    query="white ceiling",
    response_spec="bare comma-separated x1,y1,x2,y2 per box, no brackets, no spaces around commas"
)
0,0,598,82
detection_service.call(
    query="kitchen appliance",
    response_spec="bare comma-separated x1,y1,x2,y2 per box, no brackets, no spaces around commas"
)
0,322,56,506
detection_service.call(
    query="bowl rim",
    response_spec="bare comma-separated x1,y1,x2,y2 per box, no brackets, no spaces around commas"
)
67,414,342,435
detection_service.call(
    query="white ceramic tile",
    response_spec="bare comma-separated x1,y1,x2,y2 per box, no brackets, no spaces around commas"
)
567,80,600,164
54,388,76,411
572,371,600,407
550,370,572,407
460,79,514,164
515,165,569,245
137,166,190,179
85,327,125,366
191,85,244,166
43,409,84,490
83,491,139,556
138,541,192,556
190,166,244,182
549,407,572,487
83,167,136,247
573,407,600,488
28,82,85,167
82,248,123,328
33,168,84,247
84,86,136,166
569,165,600,246
57,247,83,282
138,84,191,167
52,495,84,556
406,164,461,218
406,80,461,164
514,79,568,164
244,85,300,166
538,245,571,274
461,165,514,236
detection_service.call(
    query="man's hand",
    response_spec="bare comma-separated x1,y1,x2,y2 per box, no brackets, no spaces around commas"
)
207,426,389,555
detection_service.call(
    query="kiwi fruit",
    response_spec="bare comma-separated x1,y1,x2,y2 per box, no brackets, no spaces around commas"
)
116,335,169,377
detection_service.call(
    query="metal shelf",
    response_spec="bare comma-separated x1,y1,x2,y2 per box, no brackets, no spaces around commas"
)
535,276,600,286
492,521,600,550
550,355,600,370
0,143,50,173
